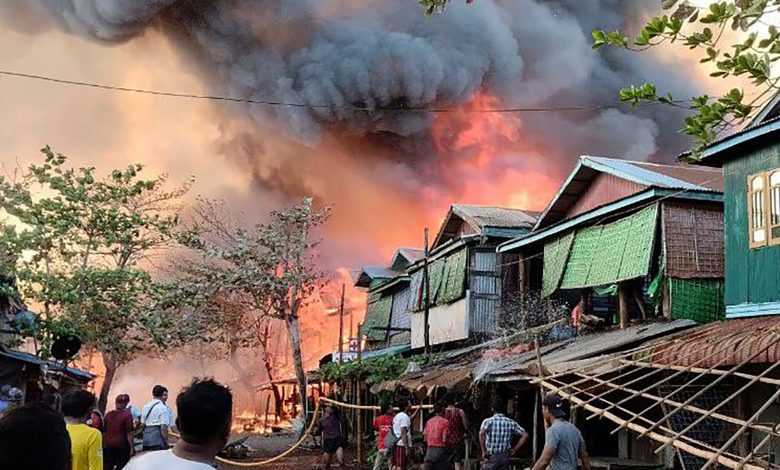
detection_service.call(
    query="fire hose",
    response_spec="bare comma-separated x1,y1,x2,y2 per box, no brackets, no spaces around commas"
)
168,396,433,467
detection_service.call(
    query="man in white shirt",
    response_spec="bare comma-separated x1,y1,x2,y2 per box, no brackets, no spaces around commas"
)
391,399,413,470
126,378,232,469
140,385,173,451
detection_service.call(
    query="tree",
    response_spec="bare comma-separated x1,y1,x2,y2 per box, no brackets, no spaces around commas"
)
592,0,780,154
0,147,192,412
180,197,330,418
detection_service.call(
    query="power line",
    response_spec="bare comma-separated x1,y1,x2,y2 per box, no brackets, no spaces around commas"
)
0,68,622,114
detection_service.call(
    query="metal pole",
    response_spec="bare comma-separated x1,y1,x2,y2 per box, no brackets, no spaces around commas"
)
338,283,345,363
423,228,431,357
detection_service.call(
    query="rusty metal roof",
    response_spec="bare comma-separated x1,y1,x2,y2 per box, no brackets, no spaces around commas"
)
643,316,780,367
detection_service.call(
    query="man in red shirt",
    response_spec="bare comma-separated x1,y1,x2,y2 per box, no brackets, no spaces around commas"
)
423,401,452,470
373,403,395,470
103,394,135,470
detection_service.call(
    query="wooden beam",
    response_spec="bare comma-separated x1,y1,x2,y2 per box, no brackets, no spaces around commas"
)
538,379,764,470
620,359,780,387
618,282,629,329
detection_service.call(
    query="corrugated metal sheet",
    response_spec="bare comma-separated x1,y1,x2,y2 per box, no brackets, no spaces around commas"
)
534,156,723,230
584,157,724,192
469,248,500,333
389,286,411,346
568,172,646,219
662,201,724,278
0,349,93,380
373,366,472,395
644,316,780,367
433,204,539,247
482,319,697,381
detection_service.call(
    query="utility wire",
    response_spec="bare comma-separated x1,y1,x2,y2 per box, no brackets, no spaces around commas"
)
0,68,623,113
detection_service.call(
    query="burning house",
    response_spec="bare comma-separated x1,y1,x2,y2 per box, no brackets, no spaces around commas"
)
498,156,725,327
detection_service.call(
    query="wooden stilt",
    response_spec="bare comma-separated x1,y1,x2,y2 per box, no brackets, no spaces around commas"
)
618,282,629,329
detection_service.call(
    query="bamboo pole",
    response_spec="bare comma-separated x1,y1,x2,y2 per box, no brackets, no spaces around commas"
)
338,283,345,363
620,359,780,387
572,370,776,434
423,228,431,357
655,359,780,452
538,379,763,470
699,387,780,470
618,283,629,329
357,323,363,465
734,424,780,470
543,375,741,460
599,333,753,417
639,334,780,438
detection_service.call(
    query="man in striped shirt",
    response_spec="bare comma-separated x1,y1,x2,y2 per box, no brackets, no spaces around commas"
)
479,398,528,470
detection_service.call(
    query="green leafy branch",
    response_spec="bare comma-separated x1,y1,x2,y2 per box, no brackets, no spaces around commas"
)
593,1,780,154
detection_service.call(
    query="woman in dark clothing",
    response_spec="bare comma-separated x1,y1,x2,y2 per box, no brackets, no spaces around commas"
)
316,404,344,469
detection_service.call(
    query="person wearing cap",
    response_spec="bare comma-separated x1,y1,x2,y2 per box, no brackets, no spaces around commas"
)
103,394,135,470
530,394,591,470
479,397,528,470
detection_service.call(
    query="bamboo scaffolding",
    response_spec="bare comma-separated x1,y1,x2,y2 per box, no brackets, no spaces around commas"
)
620,359,780,387
595,332,745,415
542,375,743,461
570,369,774,434
538,379,764,470
699,386,780,470
654,359,780,453
734,423,780,470
638,334,780,438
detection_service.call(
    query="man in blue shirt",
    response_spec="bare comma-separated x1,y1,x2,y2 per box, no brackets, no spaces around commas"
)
479,397,528,470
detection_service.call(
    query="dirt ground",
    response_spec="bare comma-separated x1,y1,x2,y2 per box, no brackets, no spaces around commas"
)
217,432,367,470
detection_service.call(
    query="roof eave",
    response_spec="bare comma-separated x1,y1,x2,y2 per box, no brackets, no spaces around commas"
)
497,188,722,253
685,118,780,168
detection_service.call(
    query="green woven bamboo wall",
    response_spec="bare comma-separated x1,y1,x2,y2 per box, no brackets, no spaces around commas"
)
363,295,393,341
559,204,658,290
542,232,575,297
669,277,725,324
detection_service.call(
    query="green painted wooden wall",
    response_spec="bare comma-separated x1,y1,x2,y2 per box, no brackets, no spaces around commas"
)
723,141,780,306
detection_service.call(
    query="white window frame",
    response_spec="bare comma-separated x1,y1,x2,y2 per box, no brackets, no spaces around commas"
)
747,169,780,248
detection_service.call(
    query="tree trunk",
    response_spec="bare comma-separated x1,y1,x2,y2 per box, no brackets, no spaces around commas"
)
228,352,261,415
618,283,629,329
98,352,118,414
286,313,307,420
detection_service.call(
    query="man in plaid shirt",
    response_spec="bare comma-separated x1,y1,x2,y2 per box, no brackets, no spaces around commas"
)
479,397,529,470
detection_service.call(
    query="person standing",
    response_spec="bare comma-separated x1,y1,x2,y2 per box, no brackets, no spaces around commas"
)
316,403,344,470
444,394,468,470
125,378,232,469
423,401,451,470
0,403,73,470
103,394,134,470
140,385,172,452
391,399,414,470
372,403,395,470
479,397,528,470
63,390,104,470
530,394,591,470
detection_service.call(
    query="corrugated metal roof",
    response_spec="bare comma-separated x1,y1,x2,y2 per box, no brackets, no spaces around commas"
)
643,316,780,367
432,204,538,248
452,204,539,229
480,319,697,381
0,348,93,380
533,156,722,232
353,266,404,288
584,157,723,192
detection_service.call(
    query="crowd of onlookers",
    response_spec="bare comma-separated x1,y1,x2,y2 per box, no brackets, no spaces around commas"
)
313,391,590,470
0,378,233,470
